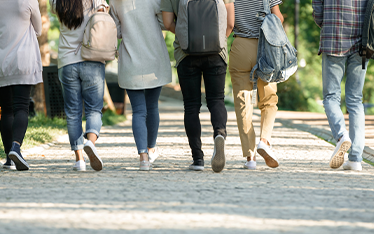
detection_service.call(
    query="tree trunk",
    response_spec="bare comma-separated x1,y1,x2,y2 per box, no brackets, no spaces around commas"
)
33,0,50,114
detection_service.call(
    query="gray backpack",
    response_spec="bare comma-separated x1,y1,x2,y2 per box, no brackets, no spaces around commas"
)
249,0,298,103
175,0,227,55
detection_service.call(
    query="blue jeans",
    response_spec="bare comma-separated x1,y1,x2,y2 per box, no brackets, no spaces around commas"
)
322,53,367,162
58,62,105,151
126,87,162,154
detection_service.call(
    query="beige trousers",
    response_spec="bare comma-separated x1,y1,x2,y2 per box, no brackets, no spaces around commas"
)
229,37,278,158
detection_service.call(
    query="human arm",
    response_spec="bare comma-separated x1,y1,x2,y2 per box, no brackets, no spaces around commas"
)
109,4,122,39
312,0,324,28
162,12,176,34
271,5,284,24
30,0,42,37
225,3,235,37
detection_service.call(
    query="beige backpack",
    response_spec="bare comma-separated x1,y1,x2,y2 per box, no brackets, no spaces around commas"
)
77,4,118,61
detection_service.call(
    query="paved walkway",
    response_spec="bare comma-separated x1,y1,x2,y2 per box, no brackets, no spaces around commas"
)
0,97,374,234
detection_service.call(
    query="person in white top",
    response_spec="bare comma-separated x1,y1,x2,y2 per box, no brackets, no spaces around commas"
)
110,0,172,171
50,0,108,172
0,0,43,171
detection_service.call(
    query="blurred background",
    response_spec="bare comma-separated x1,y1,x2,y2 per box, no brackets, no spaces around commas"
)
41,0,374,115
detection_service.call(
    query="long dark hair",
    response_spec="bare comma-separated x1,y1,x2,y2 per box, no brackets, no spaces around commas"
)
56,0,84,30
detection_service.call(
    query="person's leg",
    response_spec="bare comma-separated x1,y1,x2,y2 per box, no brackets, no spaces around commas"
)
11,85,32,145
126,89,148,157
257,79,278,144
344,52,367,163
0,86,14,164
127,89,152,170
228,37,257,163
322,54,348,141
80,62,105,171
202,54,227,172
322,53,350,169
202,54,227,139
59,64,85,163
7,85,32,171
177,56,204,164
144,86,162,162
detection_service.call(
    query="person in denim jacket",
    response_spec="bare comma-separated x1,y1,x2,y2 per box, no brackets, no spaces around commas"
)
313,0,368,171
229,0,283,170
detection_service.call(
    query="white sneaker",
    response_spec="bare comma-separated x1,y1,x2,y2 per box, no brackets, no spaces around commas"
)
244,161,256,170
148,148,159,163
2,160,16,170
329,135,351,169
211,135,226,173
140,161,151,171
343,161,362,171
73,160,86,171
84,140,103,171
257,141,279,168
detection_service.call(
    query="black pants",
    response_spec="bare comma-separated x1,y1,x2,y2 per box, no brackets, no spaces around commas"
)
177,54,227,160
0,85,31,155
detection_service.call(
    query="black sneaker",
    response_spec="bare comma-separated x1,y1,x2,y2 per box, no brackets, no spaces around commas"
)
189,159,204,171
8,142,29,171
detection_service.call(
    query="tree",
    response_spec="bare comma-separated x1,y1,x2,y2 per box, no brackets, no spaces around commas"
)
33,0,51,114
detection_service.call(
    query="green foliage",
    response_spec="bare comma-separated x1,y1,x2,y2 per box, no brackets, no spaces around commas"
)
102,110,126,126
277,77,308,111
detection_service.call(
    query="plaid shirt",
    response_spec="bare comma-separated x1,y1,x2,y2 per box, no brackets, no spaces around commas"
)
312,0,368,56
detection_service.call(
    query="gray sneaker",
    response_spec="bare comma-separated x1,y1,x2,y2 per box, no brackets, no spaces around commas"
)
140,161,151,171
211,135,226,173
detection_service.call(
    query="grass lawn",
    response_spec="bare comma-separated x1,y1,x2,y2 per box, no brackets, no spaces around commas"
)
0,110,126,159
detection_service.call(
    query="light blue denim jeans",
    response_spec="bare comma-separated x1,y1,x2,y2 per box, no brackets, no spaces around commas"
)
322,52,367,162
126,87,162,154
58,62,105,151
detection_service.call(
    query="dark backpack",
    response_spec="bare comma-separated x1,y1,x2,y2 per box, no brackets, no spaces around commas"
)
360,0,374,69
175,0,227,55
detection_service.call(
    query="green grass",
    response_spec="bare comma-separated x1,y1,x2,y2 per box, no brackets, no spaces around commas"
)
0,114,67,159
0,111,126,159
102,110,126,126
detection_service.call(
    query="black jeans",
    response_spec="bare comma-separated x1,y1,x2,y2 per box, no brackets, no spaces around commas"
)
0,85,31,155
177,54,227,160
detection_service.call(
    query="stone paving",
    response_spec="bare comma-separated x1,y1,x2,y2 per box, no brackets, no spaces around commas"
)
0,98,374,234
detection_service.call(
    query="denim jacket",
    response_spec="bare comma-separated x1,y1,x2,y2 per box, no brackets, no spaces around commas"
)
249,0,297,103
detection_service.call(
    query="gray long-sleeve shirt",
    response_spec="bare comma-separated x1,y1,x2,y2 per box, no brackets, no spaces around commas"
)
110,0,172,90
0,0,43,87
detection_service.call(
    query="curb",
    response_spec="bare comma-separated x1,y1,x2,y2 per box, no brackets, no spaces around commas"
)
277,118,374,165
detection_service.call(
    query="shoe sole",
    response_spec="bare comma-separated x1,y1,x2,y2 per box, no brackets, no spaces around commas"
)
2,165,16,170
8,152,29,171
257,149,279,168
243,165,256,170
139,167,150,171
211,136,225,173
189,166,204,171
329,141,351,169
84,145,103,171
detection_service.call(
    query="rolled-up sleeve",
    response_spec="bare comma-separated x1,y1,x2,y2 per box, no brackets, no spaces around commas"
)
30,0,42,37
312,0,324,28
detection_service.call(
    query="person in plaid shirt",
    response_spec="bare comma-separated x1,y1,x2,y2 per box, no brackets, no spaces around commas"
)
312,0,368,171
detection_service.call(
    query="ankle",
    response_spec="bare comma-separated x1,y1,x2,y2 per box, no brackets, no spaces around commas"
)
140,153,149,161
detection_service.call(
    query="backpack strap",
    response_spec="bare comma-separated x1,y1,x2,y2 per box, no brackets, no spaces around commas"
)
257,0,271,21
361,0,374,69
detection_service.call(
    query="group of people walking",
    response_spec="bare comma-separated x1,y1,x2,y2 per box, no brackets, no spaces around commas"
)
0,0,368,172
